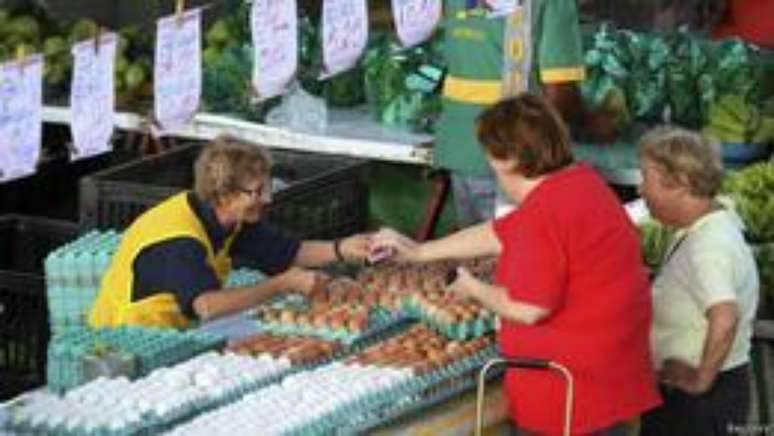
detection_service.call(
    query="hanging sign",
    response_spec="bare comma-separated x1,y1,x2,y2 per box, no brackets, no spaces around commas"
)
0,55,43,182
391,0,441,48
70,33,117,160
321,0,368,78
251,0,298,100
154,8,202,132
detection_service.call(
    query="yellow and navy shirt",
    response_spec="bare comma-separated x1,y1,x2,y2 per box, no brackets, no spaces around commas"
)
435,0,586,176
132,193,300,318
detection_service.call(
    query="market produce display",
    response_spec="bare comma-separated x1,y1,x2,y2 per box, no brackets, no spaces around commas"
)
723,162,774,243
8,351,294,435
359,259,498,339
723,162,774,309
0,6,153,108
46,326,224,393
227,334,342,366
165,326,496,436
582,25,764,130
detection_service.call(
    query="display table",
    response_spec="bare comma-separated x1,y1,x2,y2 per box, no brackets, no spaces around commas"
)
375,380,509,436
42,106,434,166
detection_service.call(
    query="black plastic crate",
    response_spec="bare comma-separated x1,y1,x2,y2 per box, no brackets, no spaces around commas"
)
0,215,79,400
80,144,368,239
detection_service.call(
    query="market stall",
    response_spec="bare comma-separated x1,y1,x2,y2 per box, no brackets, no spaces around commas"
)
1,0,773,434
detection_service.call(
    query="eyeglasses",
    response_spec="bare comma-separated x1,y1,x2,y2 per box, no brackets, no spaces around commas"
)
235,183,269,198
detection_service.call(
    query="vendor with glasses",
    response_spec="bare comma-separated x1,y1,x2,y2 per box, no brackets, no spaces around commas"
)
89,135,370,329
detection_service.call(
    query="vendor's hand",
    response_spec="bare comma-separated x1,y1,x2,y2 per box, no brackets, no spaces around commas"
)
339,233,370,262
280,267,331,295
369,228,420,263
445,267,481,301
659,358,715,395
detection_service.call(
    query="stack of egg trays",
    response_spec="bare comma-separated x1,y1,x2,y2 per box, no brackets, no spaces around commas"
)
343,346,505,434
400,297,496,341
45,230,121,335
145,339,384,436
287,344,500,436
255,309,414,348
152,320,416,435
46,326,225,393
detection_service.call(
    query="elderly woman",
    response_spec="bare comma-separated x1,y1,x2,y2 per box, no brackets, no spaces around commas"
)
638,127,759,436
373,94,660,435
89,136,369,329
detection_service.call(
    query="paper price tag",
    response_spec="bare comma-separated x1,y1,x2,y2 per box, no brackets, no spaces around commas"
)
251,0,298,100
0,55,43,182
154,8,202,133
321,0,368,78
70,34,117,160
391,0,441,48
484,0,517,17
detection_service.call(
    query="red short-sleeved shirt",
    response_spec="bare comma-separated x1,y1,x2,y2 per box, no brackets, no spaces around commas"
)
493,164,661,434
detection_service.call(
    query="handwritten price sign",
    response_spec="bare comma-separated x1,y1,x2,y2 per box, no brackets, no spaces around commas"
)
155,9,202,133
252,0,298,100
70,34,116,160
0,55,43,182
391,0,441,48
321,0,368,78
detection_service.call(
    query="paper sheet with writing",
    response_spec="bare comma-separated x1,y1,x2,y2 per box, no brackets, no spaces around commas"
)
0,55,43,182
321,0,368,78
70,34,117,160
154,9,201,133
485,0,517,17
251,0,298,100
391,0,441,48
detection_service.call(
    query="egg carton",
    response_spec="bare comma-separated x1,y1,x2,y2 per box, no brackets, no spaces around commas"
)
46,327,225,393
255,309,414,349
400,298,496,341
290,345,500,436
340,346,505,434
7,352,303,436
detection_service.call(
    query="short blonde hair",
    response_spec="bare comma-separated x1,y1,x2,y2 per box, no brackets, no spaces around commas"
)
637,126,724,197
193,135,272,204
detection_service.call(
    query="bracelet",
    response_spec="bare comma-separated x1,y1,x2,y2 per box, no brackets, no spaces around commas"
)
333,238,346,262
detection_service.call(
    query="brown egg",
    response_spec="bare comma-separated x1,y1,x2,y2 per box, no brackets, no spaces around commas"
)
279,310,296,324
347,314,369,333
311,312,328,329
261,309,277,323
296,313,312,327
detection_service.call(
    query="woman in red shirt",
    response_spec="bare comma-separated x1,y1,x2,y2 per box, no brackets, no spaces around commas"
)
373,94,661,435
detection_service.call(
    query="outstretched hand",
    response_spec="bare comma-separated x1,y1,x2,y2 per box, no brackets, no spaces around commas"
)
368,228,421,263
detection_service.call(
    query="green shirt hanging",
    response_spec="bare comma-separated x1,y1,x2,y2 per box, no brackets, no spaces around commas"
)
435,0,586,176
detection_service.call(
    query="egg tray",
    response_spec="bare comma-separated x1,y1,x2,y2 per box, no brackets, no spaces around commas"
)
141,338,408,436
145,321,415,436
5,350,332,436
284,345,500,436
255,308,413,347
46,327,225,394
393,297,495,341
341,349,506,435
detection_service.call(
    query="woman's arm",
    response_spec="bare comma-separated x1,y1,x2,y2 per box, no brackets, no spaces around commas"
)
449,268,550,325
373,222,502,263
661,301,739,394
193,267,325,321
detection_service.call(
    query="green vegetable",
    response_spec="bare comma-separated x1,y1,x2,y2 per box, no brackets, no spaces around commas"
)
723,162,774,243
638,220,675,269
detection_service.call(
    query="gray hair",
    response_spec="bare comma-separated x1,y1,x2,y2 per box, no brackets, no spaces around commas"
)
638,126,724,197
193,135,272,204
